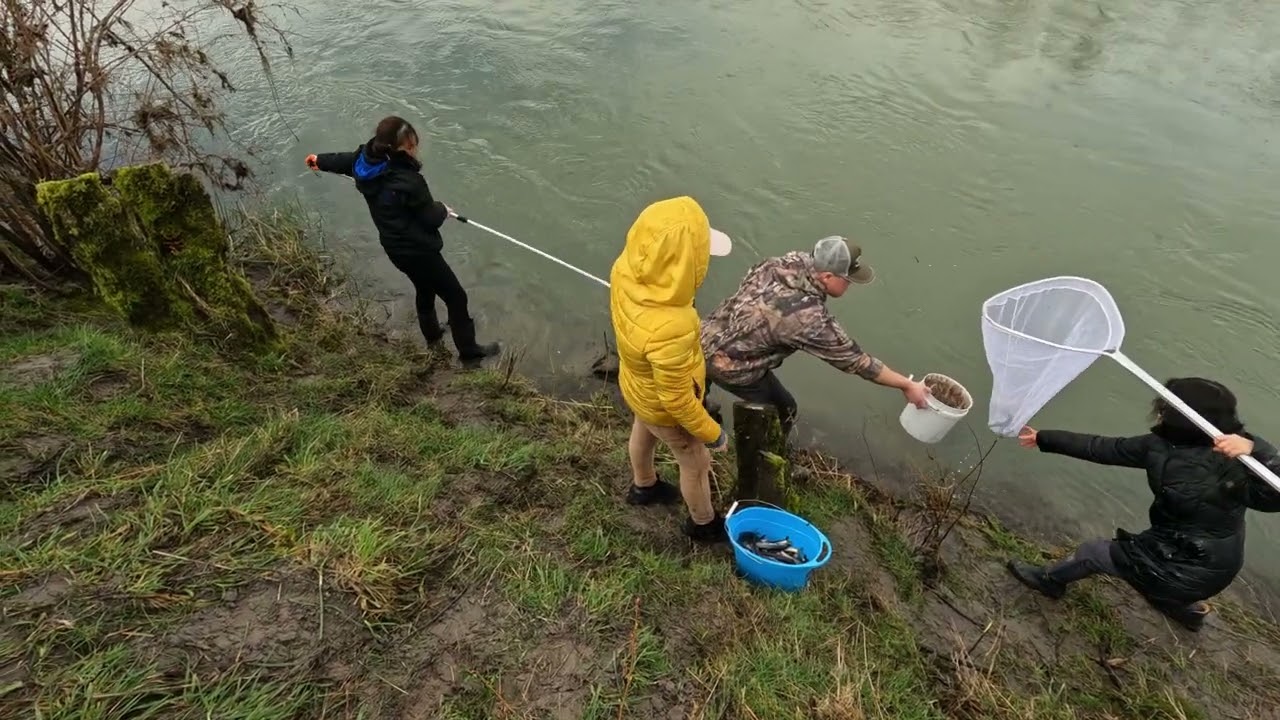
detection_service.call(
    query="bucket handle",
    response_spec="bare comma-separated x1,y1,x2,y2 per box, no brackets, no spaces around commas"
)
725,497,787,521
814,539,831,565
726,498,831,567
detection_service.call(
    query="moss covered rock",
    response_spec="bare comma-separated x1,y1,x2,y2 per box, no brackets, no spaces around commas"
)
36,164,277,352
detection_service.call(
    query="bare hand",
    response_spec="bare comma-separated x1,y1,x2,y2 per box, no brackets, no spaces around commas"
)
903,380,932,409
305,154,319,170
1214,434,1254,459
1018,426,1038,448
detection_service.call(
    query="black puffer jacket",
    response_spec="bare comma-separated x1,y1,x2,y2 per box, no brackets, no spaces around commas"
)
1037,429,1280,606
314,140,448,256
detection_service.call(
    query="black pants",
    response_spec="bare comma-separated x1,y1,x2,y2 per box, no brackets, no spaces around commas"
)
1046,538,1206,620
1045,538,1120,582
386,251,482,356
710,370,798,439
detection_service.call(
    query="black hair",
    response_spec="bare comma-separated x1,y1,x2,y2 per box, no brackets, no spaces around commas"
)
368,116,418,158
1149,376,1243,446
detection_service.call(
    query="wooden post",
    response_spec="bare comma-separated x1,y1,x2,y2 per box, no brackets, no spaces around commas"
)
732,401,788,507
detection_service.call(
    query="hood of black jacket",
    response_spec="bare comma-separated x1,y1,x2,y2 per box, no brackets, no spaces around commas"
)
352,139,423,196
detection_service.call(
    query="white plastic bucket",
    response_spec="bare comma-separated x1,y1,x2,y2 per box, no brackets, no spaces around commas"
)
899,373,973,444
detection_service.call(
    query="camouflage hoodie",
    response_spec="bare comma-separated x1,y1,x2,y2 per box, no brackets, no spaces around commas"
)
700,252,883,387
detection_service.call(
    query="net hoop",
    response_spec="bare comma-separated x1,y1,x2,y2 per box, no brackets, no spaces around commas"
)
980,275,1125,355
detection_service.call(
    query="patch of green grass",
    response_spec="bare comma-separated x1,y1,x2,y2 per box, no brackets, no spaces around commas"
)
491,397,542,425
0,284,48,333
305,515,445,616
790,484,862,528
979,516,1044,563
1217,599,1280,646
864,507,922,601
504,554,578,616
351,461,442,515
22,643,319,720
1062,583,1135,654
1117,668,1209,720
434,671,515,720
450,367,534,397
694,593,941,720
418,422,548,473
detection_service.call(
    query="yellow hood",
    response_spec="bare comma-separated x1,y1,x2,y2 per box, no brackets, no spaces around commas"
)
612,196,711,308
608,196,721,443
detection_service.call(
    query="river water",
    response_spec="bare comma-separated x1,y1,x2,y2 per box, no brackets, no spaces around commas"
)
212,0,1280,588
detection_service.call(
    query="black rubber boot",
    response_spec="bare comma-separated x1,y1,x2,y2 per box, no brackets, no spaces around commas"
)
683,513,728,544
450,318,500,367
1006,560,1067,600
419,313,445,350
626,479,680,506
1151,600,1210,633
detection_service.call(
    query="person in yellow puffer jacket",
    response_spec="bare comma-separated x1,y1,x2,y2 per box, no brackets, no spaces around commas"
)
609,196,734,542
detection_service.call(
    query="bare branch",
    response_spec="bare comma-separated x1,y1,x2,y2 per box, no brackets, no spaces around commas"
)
1,0,292,280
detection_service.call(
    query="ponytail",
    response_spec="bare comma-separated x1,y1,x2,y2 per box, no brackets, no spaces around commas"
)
368,116,418,158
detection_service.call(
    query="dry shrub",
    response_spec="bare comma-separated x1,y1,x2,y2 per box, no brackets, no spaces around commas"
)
904,426,997,586
0,0,291,283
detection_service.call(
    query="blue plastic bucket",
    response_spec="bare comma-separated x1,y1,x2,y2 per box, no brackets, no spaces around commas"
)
725,500,832,592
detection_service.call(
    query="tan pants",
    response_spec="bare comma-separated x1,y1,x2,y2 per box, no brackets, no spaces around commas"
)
628,417,715,524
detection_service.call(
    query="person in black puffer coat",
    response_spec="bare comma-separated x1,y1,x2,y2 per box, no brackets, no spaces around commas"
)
306,116,499,365
1007,377,1280,632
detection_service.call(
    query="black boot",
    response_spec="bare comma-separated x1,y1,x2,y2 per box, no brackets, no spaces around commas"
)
1151,600,1211,633
418,312,445,351
683,513,727,544
1006,560,1067,600
626,478,681,506
450,318,500,367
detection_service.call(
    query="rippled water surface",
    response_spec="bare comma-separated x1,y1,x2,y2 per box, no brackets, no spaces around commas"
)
211,0,1280,585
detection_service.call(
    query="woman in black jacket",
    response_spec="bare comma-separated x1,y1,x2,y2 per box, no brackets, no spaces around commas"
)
306,116,499,365
1008,377,1280,632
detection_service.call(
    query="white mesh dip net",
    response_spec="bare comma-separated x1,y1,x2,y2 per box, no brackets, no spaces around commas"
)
980,275,1280,491
981,277,1125,437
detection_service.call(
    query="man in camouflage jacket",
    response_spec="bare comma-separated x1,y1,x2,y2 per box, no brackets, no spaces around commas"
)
700,236,931,438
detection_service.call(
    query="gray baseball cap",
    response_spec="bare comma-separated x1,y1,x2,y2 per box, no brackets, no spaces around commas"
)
813,235,874,284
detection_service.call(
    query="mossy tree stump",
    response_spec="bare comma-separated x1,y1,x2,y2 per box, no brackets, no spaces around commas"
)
732,402,796,509
35,163,277,351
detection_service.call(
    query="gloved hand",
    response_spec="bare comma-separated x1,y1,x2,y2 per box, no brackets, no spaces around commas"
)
706,428,728,452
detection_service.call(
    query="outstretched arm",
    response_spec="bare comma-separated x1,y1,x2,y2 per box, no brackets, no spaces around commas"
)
794,306,930,407
1035,430,1156,468
308,151,359,177
794,305,884,380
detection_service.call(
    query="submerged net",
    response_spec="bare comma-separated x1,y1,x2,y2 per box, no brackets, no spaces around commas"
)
981,277,1126,436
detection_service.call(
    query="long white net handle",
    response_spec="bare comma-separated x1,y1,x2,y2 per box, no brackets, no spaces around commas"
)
1110,351,1280,493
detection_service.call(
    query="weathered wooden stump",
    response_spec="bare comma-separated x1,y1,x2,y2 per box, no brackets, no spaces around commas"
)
732,401,792,508
35,163,276,351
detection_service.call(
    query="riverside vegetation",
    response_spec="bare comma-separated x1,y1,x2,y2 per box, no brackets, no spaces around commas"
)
4,203,1280,719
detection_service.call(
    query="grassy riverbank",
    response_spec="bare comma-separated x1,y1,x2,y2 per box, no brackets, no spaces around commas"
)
3,212,1280,720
